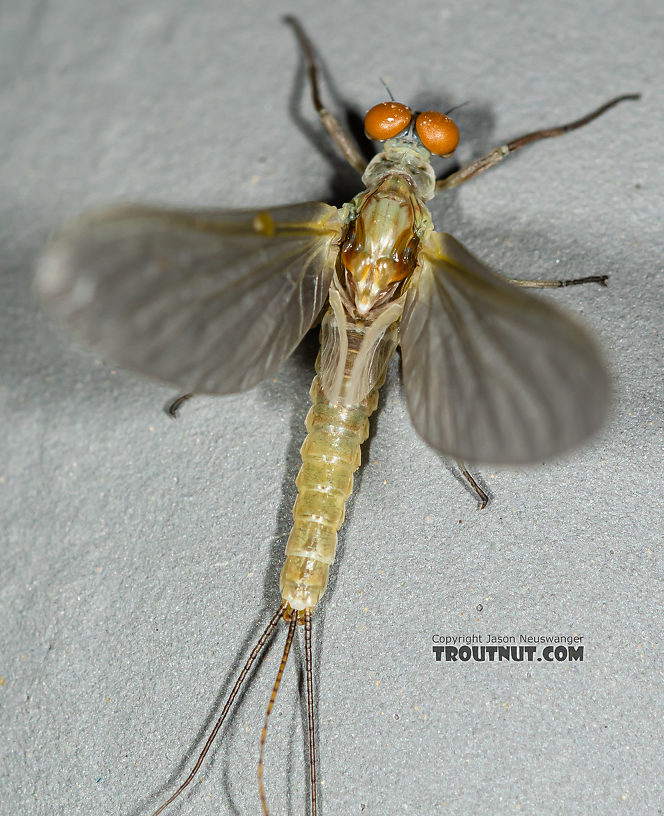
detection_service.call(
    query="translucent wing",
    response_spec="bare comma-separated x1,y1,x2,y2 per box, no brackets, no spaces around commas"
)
400,232,609,464
35,202,343,394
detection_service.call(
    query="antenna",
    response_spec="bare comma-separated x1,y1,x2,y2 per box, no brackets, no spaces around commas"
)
379,77,395,101
445,101,470,116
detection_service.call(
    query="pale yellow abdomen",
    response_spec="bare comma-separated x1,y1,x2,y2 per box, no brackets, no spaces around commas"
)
279,376,379,611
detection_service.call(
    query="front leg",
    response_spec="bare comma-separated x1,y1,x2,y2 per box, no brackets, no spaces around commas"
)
436,94,640,192
284,15,367,175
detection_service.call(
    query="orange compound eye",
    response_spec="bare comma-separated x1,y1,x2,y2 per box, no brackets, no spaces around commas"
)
364,102,412,141
415,111,460,156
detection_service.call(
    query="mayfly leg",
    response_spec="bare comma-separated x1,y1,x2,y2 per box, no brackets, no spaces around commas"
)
436,93,641,192
284,15,367,175
165,393,194,418
456,461,490,509
149,602,287,816
507,274,609,288
438,96,639,289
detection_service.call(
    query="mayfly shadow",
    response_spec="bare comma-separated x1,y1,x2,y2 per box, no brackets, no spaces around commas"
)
34,15,639,816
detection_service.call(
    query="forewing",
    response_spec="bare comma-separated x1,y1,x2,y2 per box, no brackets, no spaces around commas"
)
35,202,342,394
400,232,609,464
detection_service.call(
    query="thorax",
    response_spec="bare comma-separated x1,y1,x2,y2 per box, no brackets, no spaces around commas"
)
317,169,434,408
338,173,432,318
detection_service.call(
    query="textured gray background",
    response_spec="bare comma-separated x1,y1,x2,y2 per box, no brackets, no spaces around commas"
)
2,1,663,814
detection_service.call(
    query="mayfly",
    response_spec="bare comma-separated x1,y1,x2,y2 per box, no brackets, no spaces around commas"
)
34,16,639,816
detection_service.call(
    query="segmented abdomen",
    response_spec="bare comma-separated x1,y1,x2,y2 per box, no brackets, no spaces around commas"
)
279,376,379,611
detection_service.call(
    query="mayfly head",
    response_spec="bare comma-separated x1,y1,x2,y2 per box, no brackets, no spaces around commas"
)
361,102,459,202
364,101,460,157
